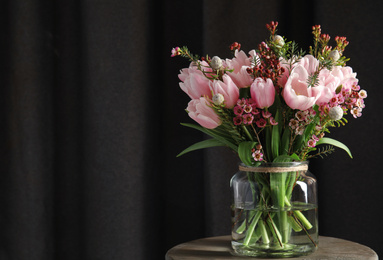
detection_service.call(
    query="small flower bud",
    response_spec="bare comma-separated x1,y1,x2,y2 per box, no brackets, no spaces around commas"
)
328,50,340,62
212,93,225,106
273,35,285,48
328,106,344,121
210,56,223,70
335,84,343,94
256,144,262,150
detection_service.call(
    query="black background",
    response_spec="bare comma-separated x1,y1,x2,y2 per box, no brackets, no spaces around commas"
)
0,0,381,259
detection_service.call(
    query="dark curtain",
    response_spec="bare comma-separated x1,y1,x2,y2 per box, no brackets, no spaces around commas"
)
0,0,382,259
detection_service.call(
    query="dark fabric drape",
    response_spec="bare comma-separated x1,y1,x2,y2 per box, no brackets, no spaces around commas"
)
0,0,382,259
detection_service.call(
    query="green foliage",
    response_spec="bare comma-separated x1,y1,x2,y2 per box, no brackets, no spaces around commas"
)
179,46,200,62
180,123,238,152
271,109,281,160
316,137,352,158
280,128,291,155
177,139,226,157
238,141,257,166
306,146,335,160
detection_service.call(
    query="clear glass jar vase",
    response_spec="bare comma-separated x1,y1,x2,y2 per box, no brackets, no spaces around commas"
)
230,161,318,258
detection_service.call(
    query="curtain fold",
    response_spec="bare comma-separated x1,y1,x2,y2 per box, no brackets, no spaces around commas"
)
0,0,382,259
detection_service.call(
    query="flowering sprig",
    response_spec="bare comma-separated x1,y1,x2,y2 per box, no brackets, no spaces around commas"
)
309,25,350,68
173,21,366,165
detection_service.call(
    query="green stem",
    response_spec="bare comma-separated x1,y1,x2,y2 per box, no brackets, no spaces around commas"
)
259,219,270,244
294,210,313,230
241,125,253,141
266,216,283,248
243,210,262,246
284,196,312,230
280,211,289,243
270,172,289,243
287,215,303,232
235,210,254,234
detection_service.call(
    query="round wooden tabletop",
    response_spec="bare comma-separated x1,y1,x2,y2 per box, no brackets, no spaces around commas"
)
165,235,378,259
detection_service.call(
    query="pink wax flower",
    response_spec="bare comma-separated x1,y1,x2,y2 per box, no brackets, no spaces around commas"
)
209,75,240,108
252,149,264,161
250,77,275,109
178,63,212,100
243,104,253,114
255,118,267,128
234,105,244,116
237,98,247,107
243,114,254,125
289,119,299,130
269,117,278,126
307,138,317,148
187,97,221,129
351,107,362,118
171,47,181,57
283,55,323,110
233,116,243,126
262,110,272,118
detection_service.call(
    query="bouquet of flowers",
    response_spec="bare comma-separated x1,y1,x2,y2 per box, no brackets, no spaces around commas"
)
171,21,367,256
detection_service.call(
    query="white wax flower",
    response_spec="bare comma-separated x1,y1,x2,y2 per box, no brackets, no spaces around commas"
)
329,106,344,121
328,50,340,62
212,93,225,105
210,56,223,70
273,35,285,47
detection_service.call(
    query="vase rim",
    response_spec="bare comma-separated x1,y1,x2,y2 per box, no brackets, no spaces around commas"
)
238,161,309,172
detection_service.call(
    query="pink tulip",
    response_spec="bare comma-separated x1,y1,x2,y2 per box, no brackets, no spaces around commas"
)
321,66,358,90
225,49,252,71
225,49,255,88
278,58,293,88
178,62,212,100
316,68,340,104
209,75,240,108
283,65,323,110
315,65,358,105
250,77,275,109
227,67,254,89
187,97,221,129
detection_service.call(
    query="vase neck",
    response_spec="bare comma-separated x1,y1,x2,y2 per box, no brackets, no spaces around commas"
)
239,162,308,173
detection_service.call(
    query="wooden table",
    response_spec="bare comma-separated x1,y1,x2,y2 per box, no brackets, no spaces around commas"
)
165,235,378,259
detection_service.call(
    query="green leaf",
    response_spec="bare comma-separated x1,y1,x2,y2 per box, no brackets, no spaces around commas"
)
265,128,272,162
273,155,295,162
271,109,281,160
177,138,226,157
290,153,300,161
238,141,257,166
280,128,291,155
293,135,304,152
304,122,316,141
181,123,238,152
316,137,353,158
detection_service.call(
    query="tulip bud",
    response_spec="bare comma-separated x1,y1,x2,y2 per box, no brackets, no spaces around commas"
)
212,93,225,106
210,56,223,70
329,106,344,121
328,50,340,62
273,35,285,48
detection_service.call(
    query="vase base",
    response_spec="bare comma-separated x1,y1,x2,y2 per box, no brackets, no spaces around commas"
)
232,242,317,258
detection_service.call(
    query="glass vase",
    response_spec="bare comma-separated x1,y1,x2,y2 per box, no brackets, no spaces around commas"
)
230,161,318,258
